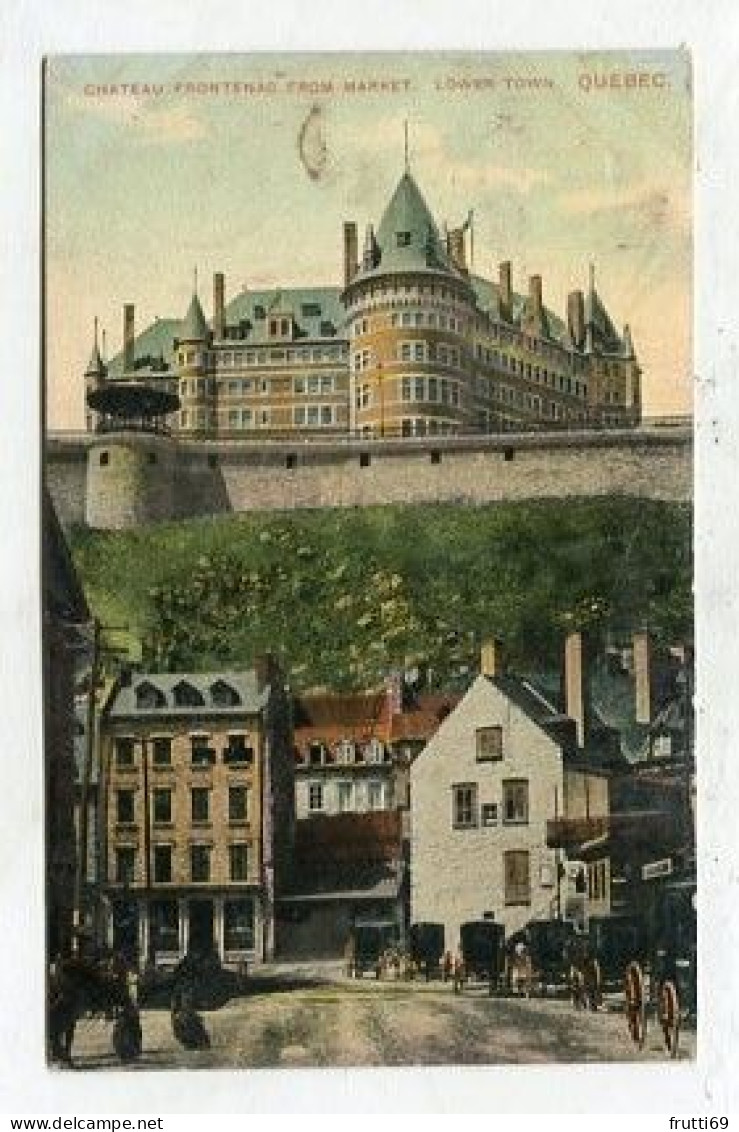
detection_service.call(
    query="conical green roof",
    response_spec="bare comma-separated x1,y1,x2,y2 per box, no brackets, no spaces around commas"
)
358,171,457,278
180,293,209,341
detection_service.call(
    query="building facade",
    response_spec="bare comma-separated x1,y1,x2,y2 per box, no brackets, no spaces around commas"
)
410,638,618,947
100,664,294,968
44,493,91,960
84,167,641,442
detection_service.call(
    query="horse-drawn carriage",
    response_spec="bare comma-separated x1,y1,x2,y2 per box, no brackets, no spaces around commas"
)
507,918,579,997
345,920,400,979
47,953,141,1066
566,913,648,1011
453,920,506,994
409,922,445,981
623,867,696,1058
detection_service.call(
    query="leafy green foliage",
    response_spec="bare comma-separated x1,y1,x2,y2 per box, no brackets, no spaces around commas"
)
70,498,692,690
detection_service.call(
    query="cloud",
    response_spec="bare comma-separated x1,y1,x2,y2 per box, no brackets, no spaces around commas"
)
60,86,208,146
558,182,690,239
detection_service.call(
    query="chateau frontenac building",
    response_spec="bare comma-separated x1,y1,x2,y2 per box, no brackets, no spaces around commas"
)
85,166,641,441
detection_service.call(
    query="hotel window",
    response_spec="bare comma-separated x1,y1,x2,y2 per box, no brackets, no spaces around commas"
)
151,898,178,949
228,409,240,428
337,782,353,813
229,844,250,882
116,789,135,825
241,379,253,394
294,406,306,426
308,783,324,813
320,375,334,393
504,850,531,906
401,312,412,328
229,786,249,823
115,847,135,885
413,342,426,361
260,410,270,427
475,724,504,760
503,779,529,825
321,405,333,426
414,312,424,328
440,379,450,405
401,378,412,402
367,781,384,811
364,738,385,764
180,411,189,427
399,342,412,362
115,737,135,768
224,899,254,951
191,787,210,823
152,737,172,766
190,736,215,767
401,418,412,436
152,788,172,825
241,409,253,428
413,376,425,402
294,376,306,394
452,783,477,829
224,735,253,766
428,377,439,402
153,845,172,884
307,405,320,426
190,845,211,883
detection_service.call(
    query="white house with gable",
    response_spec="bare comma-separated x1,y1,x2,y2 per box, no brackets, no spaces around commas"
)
411,637,613,949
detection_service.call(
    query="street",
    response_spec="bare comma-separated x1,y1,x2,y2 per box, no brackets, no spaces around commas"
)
65,963,695,1070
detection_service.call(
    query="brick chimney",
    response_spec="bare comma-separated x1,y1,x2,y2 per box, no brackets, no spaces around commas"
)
499,261,512,321
343,221,358,288
123,304,135,372
633,629,653,724
213,272,225,340
564,631,589,748
567,290,585,350
529,274,543,319
481,638,505,678
449,228,466,271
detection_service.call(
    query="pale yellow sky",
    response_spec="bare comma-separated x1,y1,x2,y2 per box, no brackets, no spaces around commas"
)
45,51,692,428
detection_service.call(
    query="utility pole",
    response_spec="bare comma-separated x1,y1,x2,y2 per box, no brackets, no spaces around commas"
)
73,617,100,951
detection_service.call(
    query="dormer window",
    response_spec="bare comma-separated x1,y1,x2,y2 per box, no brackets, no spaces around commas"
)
210,680,240,708
308,741,325,767
173,680,205,708
135,681,166,710
363,738,385,765
336,739,356,765
396,231,411,247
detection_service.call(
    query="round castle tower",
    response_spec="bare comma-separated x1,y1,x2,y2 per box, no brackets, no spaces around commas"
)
84,308,180,530
342,169,478,439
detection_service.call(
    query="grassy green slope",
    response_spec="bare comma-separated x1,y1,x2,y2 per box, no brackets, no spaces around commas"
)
70,498,692,690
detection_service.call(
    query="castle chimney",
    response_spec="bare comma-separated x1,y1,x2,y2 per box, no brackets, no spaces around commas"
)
564,631,589,749
481,638,505,679
529,274,543,319
567,290,585,349
213,272,225,340
123,304,135,372
633,629,654,725
449,228,466,271
343,221,358,288
499,261,512,321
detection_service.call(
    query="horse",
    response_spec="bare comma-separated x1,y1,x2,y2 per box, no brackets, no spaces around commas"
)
48,955,141,1065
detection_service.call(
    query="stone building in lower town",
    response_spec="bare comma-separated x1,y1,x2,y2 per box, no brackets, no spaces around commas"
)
100,661,294,968
410,636,623,949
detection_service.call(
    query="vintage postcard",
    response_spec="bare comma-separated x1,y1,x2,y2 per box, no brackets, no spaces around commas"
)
42,50,695,1077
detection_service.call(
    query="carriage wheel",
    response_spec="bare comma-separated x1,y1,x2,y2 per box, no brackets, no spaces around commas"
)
659,980,680,1059
624,962,646,1051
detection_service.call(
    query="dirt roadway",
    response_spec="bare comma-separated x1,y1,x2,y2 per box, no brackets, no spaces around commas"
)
64,972,696,1071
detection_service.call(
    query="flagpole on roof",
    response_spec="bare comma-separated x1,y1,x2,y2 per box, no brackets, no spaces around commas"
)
404,120,409,174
